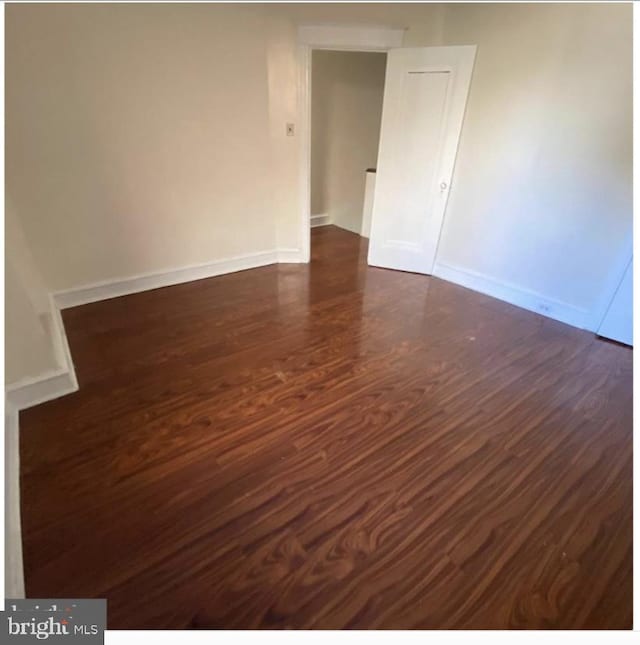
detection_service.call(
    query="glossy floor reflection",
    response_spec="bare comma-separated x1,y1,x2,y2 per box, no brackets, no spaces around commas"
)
20,226,632,629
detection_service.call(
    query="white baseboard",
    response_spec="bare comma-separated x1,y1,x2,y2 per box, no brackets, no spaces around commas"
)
53,249,285,310
6,370,78,412
332,222,363,236
277,248,304,264
5,402,25,599
433,261,591,331
6,299,79,411
310,213,331,228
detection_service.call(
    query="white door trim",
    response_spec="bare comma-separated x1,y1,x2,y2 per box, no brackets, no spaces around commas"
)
298,25,404,52
296,25,406,262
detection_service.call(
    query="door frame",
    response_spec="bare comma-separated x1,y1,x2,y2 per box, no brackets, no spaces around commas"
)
296,25,405,262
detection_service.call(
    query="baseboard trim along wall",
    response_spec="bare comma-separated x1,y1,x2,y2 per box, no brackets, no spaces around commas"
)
5,402,25,598
6,299,79,411
432,261,592,331
310,213,331,228
53,249,298,310
277,248,304,263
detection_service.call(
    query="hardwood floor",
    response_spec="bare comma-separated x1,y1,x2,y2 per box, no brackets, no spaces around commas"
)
20,226,632,629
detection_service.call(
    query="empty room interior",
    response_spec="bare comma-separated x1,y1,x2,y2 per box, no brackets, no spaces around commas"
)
4,1,634,634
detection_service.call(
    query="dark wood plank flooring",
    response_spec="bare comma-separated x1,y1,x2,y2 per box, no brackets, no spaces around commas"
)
20,226,633,629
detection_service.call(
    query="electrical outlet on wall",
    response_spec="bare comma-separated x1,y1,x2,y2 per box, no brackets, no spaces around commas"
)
286,123,295,136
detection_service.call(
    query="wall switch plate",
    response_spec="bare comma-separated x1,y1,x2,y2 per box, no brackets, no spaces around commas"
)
286,123,295,136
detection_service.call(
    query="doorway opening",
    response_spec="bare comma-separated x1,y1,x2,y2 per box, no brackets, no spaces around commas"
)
297,28,475,277
309,50,387,251
296,25,403,263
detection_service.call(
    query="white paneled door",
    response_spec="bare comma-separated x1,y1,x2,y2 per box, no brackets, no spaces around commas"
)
368,46,476,274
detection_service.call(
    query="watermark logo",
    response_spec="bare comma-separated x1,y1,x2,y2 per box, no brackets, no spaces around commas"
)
2,600,105,643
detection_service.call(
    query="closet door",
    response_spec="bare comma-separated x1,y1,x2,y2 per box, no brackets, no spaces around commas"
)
368,46,476,274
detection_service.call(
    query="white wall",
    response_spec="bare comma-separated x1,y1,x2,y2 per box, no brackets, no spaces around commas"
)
311,51,386,234
6,4,278,292
434,3,632,328
5,205,60,385
265,14,304,255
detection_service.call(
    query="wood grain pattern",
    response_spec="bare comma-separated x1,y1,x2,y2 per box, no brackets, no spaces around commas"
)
20,226,632,629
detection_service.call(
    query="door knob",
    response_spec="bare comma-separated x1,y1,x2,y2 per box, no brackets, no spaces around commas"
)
440,181,448,190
